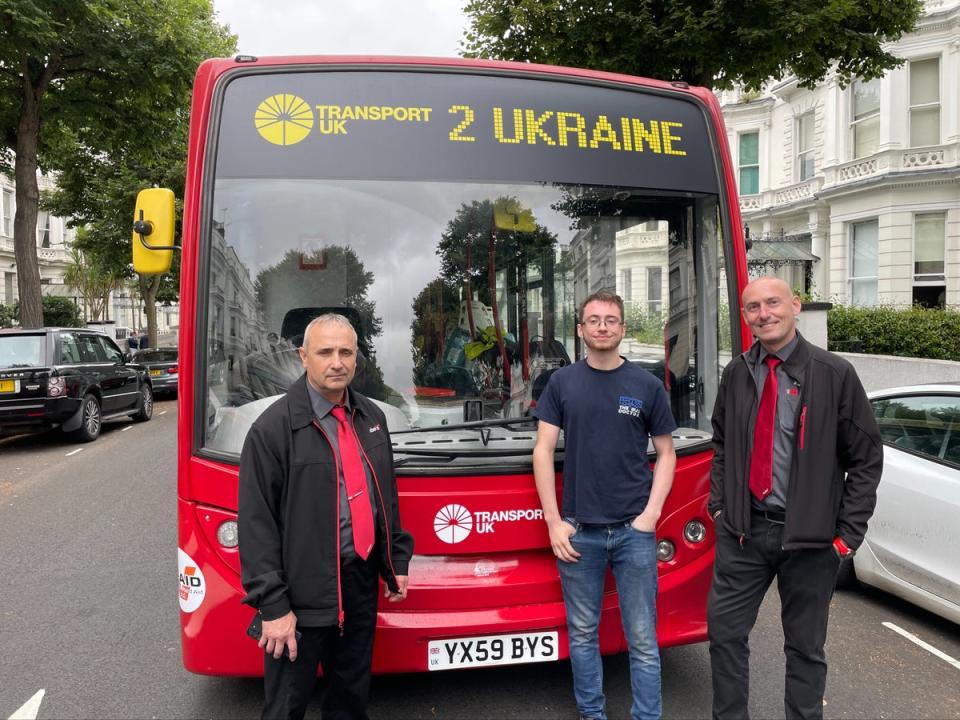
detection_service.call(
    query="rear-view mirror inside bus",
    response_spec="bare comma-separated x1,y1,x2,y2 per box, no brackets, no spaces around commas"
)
132,188,176,274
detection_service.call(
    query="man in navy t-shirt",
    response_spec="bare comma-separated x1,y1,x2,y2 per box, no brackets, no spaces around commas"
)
533,290,677,720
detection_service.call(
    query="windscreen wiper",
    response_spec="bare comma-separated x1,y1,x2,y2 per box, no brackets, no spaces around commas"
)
391,415,537,447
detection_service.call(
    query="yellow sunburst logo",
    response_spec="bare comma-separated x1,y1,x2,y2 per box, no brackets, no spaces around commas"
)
254,94,314,146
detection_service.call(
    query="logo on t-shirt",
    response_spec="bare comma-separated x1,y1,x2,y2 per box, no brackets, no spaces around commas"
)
618,395,644,418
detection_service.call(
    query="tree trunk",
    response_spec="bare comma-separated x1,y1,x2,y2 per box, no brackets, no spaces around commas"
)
13,94,43,328
140,274,162,347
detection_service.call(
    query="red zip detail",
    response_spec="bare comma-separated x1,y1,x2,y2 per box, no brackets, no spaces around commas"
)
799,405,808,450
351,407,400,589
312,419,345,633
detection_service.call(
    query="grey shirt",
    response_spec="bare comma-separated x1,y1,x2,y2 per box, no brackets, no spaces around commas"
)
305,382,378,562
748,333,802,511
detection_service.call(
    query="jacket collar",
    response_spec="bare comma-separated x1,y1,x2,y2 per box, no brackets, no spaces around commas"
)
287,373,370,429
744,332,811,382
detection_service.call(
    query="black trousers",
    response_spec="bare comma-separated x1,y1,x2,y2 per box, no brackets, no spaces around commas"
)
262,554,380,720
707,512,840,720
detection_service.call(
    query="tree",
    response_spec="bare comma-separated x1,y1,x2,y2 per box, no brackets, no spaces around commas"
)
462,0,923,90
0,0,235,328
62,241,124,322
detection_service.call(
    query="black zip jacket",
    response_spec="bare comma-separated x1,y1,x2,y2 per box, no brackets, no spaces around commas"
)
239,374,414,625
709,335,883,550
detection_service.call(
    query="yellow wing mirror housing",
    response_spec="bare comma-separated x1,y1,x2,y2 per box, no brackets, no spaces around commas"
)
493,198,536,232
132,188,177,274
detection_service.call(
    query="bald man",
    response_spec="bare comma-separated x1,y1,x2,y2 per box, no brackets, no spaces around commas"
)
707,277,882,720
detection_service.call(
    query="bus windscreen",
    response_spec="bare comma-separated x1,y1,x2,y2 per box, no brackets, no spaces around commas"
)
200,68,730,466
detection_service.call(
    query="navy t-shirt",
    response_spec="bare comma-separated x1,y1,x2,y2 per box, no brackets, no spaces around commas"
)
534,359,677,524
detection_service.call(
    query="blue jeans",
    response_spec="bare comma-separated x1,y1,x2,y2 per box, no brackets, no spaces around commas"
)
558,519,661,720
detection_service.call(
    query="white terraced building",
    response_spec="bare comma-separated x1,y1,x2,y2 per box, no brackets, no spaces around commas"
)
719,0,960,308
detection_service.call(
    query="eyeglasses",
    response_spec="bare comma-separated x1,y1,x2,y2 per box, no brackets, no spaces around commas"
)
580,316,623,328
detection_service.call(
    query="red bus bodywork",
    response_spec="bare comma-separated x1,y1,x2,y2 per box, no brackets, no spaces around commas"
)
175,56,751,675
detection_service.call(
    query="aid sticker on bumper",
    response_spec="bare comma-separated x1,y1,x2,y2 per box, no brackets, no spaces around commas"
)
178,548,206,613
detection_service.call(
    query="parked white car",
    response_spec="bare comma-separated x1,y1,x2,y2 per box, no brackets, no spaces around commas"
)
840,384,960,624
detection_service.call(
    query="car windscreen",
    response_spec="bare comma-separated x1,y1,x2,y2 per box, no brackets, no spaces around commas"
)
0,335,45,368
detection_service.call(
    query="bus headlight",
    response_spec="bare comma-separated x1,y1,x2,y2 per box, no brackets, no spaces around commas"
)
684,520,707,544
217,520,239,548
656,539,676,562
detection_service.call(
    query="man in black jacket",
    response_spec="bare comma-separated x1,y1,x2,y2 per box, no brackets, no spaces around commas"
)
708,277,882,720
239,313,413,720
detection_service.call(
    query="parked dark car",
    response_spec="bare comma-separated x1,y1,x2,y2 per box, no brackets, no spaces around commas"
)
135,348,179,396
0,327,153,442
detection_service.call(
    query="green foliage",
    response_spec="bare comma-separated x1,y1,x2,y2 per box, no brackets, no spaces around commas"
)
40,296,83,327
1,296,83,327
0,303,15,328
625,305,665,345
1,0,236,325
828,305,960,361
462,0,923,90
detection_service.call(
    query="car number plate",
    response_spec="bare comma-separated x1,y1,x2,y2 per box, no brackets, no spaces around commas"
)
150,369,162,376
0,379,18,393
427,631,558,671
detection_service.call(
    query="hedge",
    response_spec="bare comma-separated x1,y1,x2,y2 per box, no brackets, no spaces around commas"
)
828,305,960,361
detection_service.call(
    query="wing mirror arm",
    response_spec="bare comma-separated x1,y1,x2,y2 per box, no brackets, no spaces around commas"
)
134,209,182,252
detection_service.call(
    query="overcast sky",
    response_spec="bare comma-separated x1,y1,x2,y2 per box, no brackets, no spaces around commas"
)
213,0,470,57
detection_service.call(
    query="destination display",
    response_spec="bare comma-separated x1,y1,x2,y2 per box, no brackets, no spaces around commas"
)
215,69,719,193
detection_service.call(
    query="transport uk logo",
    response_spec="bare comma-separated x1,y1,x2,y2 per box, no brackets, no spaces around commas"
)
255,94,314,146
434,504,544,543
434,504,473,544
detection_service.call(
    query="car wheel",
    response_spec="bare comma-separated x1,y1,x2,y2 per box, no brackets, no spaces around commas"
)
72,394,102,442
133,383,154,422
836,556,857,589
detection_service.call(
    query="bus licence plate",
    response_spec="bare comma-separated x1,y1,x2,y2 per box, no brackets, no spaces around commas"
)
427,631,558,671
150,369,162,376
0,379,17,393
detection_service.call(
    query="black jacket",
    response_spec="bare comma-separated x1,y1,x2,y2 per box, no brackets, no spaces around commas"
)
709,334,883,550
239,374,414,626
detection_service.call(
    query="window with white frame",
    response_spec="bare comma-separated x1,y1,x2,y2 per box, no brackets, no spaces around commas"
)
1,188,13,237
619,268,632,303
851,78,880,159
738,132,759,195
37,211,50,248
850,220,878,305
647,266,662,315
914,213,945,280
797,113,815,180
909,58,940,147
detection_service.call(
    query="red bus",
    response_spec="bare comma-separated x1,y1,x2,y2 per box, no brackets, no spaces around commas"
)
134,55,749,675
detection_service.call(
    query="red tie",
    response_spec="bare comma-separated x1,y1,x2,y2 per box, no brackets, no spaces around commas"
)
331,405,375,560
749,356,782,501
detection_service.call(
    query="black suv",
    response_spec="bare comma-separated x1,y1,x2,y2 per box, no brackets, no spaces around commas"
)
0,327,154,442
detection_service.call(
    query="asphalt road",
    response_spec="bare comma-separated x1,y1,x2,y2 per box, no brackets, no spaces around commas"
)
1,399,958,719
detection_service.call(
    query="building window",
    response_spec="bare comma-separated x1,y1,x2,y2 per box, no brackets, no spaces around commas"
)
37,211,50,248
797,113,815,180
738,132,759,195
1,188,13,237
619,268,632,303
913,213,945,308
851,78,880,159
850,220,878,305
647,266,662,315
909,58,940,147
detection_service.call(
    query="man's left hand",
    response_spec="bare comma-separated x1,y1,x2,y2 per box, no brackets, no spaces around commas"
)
631,509,659,533
385,575,408,602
